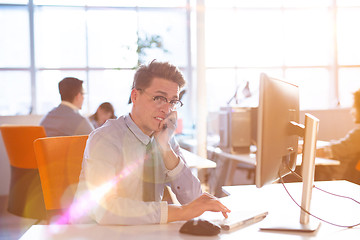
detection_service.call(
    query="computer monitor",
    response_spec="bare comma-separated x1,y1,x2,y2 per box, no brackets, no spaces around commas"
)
256,73,320,232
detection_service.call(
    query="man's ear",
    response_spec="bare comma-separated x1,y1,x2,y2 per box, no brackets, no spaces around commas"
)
130,88,138,104
72,92,83,107
72,92,81,103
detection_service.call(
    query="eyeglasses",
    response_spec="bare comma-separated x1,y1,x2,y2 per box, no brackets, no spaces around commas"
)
138,89,183,110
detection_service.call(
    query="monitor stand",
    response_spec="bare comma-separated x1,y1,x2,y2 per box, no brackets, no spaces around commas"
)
260,114,321,233
260,221,320,233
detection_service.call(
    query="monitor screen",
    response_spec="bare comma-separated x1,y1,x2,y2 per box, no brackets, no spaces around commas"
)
255,73,299,188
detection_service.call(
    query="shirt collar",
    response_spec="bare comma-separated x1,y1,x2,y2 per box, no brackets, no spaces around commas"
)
124,114,152,145
61,101,79,112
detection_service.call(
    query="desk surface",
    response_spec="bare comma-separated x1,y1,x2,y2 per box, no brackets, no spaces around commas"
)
20,181,360,240
181,148,216,169
207,146,340,167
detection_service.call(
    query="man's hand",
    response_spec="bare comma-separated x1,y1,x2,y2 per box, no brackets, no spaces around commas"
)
167,193,231,222
154,111,177,151
152,111,180,170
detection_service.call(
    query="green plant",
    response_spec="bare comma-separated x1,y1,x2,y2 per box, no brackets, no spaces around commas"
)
136,33,168,66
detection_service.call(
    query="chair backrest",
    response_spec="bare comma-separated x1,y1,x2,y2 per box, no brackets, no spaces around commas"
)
34,135,88,211
0,125,46,169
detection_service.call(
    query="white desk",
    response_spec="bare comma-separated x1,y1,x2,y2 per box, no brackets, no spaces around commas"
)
180,148,216,189
20,181,360,239
181,148,216,169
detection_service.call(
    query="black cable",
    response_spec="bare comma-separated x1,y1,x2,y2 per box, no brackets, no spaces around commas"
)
287,166,360,205
278,170,360,228
314,186,360,205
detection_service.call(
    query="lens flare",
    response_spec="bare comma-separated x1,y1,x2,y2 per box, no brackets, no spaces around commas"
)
51,158,143,225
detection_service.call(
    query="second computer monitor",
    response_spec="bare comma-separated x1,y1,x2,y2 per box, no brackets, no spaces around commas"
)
255,73,299,188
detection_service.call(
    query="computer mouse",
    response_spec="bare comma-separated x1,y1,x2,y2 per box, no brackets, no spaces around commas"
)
179,219,221,236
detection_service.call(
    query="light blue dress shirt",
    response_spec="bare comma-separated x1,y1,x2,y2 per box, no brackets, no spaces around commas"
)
71,114,202,225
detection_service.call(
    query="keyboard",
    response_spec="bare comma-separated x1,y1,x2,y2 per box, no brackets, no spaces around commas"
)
202,210,268,231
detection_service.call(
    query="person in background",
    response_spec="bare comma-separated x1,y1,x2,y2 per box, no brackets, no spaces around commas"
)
40,77,94,137
71,60,230,225
316,88,360,184
88,102,116,129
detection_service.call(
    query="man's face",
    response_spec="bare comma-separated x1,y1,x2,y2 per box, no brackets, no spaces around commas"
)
73,87,85,109
131,77,180,136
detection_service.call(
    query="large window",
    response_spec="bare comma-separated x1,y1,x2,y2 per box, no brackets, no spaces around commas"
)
1,0,360,130
0,5,31,114
204,0,360,112
0,1,190,121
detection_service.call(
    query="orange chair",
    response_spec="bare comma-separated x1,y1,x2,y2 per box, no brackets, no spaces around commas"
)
0,125,47,219
356,160,360,172
33,135,88,222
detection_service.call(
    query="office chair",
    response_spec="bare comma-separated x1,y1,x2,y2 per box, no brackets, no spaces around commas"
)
0,125,47,219
33,135,88,223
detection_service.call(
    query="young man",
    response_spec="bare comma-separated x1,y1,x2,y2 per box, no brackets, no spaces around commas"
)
316,88,360,184
71,61,230,225
40,77,94,136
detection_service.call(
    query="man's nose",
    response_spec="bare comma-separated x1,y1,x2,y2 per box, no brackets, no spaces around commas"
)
160,102,173,114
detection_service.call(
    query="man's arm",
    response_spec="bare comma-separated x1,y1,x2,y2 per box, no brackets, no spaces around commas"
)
155,121,203,204
330,128,360,160
154,111,230,222
159,144,180,170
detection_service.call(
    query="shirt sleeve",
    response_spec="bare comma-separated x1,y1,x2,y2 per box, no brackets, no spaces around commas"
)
166,138,203,205
74,116,95,135
330,127,360,163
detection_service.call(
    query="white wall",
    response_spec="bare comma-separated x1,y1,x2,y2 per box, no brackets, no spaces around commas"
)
0,115,43,195
300,108,356,141
208,107,356,142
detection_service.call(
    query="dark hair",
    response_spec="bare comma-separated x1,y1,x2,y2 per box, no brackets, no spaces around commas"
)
90,102,116,121
132,60,186,91
58,77,83,102
128,60,186,104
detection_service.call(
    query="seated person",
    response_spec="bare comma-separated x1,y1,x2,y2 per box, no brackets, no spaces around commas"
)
40,77,94,136
70,60,230,225
316,89,360,184
89,102,116,129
